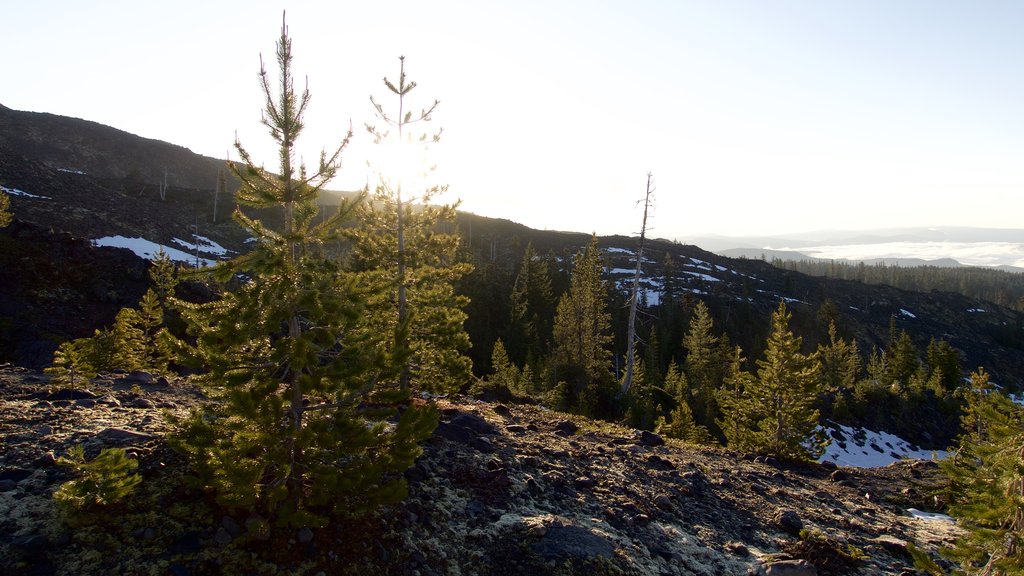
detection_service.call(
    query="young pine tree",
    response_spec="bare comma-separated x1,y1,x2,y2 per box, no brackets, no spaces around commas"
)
169,18,437,527
941,368,1024,574
718,301,826,462
550,235,613,413
683,300,723,431
346,56,472,394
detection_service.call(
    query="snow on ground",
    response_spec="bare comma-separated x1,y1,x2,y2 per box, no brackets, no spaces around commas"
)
172,234,229,257
682,270,721,282
908,509,954,522
819,422,948,468
1,185,50,199
967,308,986,313
57,168,87,175
900,308,917,319
605,247,634,256
93,236,217,267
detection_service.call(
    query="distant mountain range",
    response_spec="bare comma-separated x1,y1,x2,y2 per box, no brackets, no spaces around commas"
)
683,228,1024,271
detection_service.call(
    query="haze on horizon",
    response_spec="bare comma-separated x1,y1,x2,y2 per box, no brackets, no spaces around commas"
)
3,1,1022,239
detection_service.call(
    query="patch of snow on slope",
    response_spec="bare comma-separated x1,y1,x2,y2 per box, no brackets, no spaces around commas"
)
900,308,917,319
819,422,947,468
605,247,634,256
172,235,229,256
1,185,50,199
57,168,87,175
908,509,954,522
682,271,720,282
93,236,217,267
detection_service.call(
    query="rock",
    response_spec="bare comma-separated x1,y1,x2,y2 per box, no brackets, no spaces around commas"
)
96,394,121,407
765,559,817,576
726,541,749,556
130,398,156,409
636,430,665,446
449,412,498,435
97,427,154,444
506,424,528,434
554,420,578,436
493,404,512,418
34,424,53,436
654,494,673,509
574,476,596,489
774,509,804,535
470,436,496,453
647,454,674,470
10,533,49,559
168,530,202,555
168,563,190,576
873,534,910,556
75,398,96,408
0,467,33,483
46,388,98,401
297,527,314,543
530,523,616,560
0,479,16,492
220,516,242,538
213,527,233,546
829,469,848,483
127,370,156,384
34,451,57,467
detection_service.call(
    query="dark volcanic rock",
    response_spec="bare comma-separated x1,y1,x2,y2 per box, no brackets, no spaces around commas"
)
530,523,616,560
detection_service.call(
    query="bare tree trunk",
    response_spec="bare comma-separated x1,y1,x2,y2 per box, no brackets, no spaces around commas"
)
619,173,653,398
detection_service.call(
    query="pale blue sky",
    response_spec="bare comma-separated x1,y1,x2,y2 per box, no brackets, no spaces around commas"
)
3,1,1022,237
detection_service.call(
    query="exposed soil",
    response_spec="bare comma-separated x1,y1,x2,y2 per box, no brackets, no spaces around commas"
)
0,365,961,575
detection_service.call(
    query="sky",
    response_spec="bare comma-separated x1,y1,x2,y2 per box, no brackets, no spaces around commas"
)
3,1,1023,239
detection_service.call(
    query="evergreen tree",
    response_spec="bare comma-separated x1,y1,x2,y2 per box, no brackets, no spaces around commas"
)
551,235,613,412
816,321,861,419
658,361,711,443
926,337,961,393
718,301,826,462
683,300,722,430
45,339,97,388
941,368,1024,574
471,339,522,398
169,18,437,527
507,242,555,366
53,445,141,511
624,354,655,430
347,55,472,394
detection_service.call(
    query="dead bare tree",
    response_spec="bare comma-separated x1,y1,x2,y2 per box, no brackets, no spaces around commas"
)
619,172,654,398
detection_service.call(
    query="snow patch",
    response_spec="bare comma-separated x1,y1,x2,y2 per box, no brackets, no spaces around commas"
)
967,308,986,313
1,185,50,199
93,236,217,267
899,308,917,319
682,271,720,282
57,168,87,175
172,234,229,256
819,422,947,468
908,508,954,522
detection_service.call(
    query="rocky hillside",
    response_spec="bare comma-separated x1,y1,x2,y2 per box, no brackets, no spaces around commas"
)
0,365,959,575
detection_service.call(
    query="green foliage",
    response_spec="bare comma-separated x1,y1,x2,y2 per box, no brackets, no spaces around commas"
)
346,55,472,394
657,361,712,443
45,338,97,387
941,368,1024,574
907,541,945,576
683,300,726,433
53,445,142,511
507,243,556,366
0,190,10,228
551,235,613,413
718,301,826,462
471,339,522,398
168,19,438,526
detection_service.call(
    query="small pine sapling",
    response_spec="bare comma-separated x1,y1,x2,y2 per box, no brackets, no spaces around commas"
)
53,444,142,511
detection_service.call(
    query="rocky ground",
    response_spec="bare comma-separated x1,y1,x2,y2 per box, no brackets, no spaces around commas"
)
0,364,961,575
